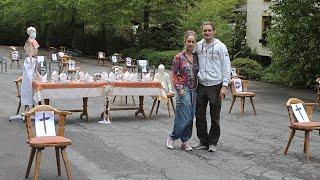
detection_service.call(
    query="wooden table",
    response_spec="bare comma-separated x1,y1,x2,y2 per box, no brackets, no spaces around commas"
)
33,81,166,121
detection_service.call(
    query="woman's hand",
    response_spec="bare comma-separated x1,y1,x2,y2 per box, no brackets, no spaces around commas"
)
178,89,185,96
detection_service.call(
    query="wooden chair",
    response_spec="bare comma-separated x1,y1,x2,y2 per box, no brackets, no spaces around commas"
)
10,51,21,69
23,105,72,180
284,98,320,162
150,92,175,118
97,52,108,66
14,76,23,115
228,78,256,116
59,55,72,73
59,46,66,52
315,78,320,110
125,57,137,73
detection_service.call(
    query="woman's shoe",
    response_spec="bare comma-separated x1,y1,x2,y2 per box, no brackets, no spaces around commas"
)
166,138,174,149
181,142,193,151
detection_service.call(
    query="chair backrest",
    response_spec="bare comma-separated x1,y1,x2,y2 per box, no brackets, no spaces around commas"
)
14,76,22,97
286,98,314,125
23,105,71,141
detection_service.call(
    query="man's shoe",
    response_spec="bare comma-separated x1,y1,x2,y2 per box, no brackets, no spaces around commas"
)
181,142,193,151
166,138,174,149
193,143,208,150
208,144,217,152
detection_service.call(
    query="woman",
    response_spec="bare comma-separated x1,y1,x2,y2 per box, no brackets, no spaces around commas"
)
166,30,198,151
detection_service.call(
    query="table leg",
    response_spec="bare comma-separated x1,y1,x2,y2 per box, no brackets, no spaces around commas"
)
135,96,146,119
80,97,89,122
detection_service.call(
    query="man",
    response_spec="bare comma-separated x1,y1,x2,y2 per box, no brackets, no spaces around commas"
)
193,21,231,152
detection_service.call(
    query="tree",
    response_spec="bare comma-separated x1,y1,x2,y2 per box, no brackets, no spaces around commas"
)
179,0,244,50
266,0,320,87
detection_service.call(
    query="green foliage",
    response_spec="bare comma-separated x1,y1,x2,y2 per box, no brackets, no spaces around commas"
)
179,0,244,49
0,0,244,57
232,58,263,80
137,49,179,68
267,0,320,87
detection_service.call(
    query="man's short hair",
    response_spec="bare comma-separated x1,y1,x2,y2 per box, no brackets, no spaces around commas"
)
201,21,216,31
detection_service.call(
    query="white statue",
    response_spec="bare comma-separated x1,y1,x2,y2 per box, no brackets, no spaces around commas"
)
21,26,40,107
154,64,172,93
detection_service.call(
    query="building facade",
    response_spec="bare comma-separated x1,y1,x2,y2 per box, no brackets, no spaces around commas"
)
246,0,271,57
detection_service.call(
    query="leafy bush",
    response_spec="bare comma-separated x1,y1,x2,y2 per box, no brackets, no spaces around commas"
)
135,49,179,69
231,58,263,80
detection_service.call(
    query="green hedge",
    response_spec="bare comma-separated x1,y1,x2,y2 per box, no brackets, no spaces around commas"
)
121,48,179,69
231,58,263,80
137,49,179,68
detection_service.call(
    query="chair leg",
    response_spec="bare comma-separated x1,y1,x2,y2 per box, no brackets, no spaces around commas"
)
228,96,236,114
305,131,310,162
149,98,157,117
156,100,161,114
241,97,245,116
113,96,116,104
170,97,175,113
125,96,128,104
34,148,43,180
304,131,307,153
55,147,61,176
25,147,36,179
17,99,21,115
10,61,13,69
132,96,135,106
284,129,295,155
167,99,171,118
61,148,73,180
250,97,257,116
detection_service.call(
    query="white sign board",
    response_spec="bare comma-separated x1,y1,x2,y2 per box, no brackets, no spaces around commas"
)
231,67,237,77
291,103,310,123
98,52,104,58
51,54,58,61
138,60,148,73
35,111,56,137
111,56,117,63
11,51,19,60
37,56,45,67
68,60,76,71
233,78,242,93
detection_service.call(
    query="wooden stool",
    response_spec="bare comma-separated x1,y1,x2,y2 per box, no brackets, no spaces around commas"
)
150,93,175,117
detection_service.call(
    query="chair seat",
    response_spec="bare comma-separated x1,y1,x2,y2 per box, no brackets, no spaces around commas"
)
233,92,255,97
166,93,175,98
291,121,320,128
28,136,72,147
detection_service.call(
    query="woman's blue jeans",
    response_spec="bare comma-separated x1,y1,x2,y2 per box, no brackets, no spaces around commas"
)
169,89,195,142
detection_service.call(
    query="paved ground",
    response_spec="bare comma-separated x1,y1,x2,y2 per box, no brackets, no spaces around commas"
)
1,46,320,180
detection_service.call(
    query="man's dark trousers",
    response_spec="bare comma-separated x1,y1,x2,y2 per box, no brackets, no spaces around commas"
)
195,83,222,146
